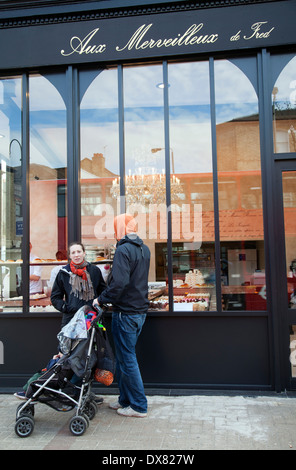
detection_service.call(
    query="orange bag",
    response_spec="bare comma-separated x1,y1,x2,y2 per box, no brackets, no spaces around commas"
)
94,368,114,386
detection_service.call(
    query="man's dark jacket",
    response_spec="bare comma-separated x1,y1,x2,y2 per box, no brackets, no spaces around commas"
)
98,234,150,314
51,263,106,314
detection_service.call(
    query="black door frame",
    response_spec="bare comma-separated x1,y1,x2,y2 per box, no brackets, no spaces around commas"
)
274,160,296,390
258,50,296,391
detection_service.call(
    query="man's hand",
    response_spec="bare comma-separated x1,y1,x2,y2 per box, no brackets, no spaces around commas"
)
92,298,100,309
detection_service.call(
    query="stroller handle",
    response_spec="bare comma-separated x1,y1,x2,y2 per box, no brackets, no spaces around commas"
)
93,303,104,320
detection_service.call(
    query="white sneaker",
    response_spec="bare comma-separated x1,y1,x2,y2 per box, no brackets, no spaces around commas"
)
14,391,28,400
109,400,122,410
117,406,147,418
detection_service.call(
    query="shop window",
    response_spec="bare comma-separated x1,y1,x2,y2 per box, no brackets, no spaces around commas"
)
215,60,267,311
282,171,296,309
168,61,215,312
80,68,119,274
0,76,22,312
29,74,67,312
122,64,168,309
273,56,296,154
290,326,296,379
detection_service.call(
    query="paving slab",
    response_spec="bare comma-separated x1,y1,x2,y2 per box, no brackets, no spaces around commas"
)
1,393,296,451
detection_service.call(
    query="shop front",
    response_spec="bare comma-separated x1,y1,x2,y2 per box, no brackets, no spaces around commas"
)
0,0,296,392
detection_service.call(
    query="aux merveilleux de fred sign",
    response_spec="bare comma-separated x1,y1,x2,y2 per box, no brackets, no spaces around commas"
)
0,1,295,69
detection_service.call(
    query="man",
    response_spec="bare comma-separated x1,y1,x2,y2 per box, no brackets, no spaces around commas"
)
93,213,150,418
29,243,42,294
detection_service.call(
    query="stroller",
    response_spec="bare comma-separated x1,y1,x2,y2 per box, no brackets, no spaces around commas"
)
15,305,115,438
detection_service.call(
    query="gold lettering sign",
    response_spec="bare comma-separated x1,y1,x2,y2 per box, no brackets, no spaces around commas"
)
60,21,275,57
61,28,106,56
115,24,219,52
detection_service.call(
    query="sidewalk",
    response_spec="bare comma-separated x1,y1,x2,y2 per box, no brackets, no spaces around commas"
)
1,392,296,450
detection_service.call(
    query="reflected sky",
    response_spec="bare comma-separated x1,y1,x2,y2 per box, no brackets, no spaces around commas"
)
273,56,296,103
0,78,22,168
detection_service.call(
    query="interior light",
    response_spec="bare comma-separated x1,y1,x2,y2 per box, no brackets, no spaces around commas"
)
156,83,170,89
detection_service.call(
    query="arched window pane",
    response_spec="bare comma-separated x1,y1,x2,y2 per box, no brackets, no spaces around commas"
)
215,60,267,311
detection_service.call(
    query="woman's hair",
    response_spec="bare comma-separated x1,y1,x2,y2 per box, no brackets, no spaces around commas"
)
68,242,86,257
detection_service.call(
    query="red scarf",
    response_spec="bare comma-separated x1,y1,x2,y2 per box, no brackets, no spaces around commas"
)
70,260,88,281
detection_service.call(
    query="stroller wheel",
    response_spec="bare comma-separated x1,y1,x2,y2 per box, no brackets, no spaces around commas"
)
15,416,35,438
83,401,97,420
69,415,88,436
16,403,35,419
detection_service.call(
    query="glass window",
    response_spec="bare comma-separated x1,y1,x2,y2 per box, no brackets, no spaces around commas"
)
168,61,215,312
290,325,296,379
282,171,296,308
29,74,67,312
80,68,119,278
215,60,267,311
122,64,168,310
0,76,22,312
273,56,296,153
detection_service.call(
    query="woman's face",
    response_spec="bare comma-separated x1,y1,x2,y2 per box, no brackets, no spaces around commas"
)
69,244,85,265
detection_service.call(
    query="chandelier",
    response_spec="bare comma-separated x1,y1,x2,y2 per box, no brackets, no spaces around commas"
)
110,169,182,205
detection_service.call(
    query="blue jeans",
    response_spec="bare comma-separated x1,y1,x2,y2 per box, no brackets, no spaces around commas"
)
112,312,147,413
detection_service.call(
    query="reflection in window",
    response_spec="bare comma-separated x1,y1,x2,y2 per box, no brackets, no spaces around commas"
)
282,172,296,309
29,74,67,311
122,64,168,309
215,60,267,311
80,69,119,267
290,326,296,379
0,77,22,311
273,56,296,153
168,61,216,312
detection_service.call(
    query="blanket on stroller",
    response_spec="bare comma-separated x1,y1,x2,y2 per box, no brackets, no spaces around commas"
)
57,305,115,380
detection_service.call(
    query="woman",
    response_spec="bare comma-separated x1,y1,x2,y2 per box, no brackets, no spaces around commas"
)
51,242,106,327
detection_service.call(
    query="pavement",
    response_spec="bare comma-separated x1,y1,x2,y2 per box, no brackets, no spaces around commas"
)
1,391,296,451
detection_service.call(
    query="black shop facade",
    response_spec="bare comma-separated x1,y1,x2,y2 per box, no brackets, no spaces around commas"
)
0,0,296,393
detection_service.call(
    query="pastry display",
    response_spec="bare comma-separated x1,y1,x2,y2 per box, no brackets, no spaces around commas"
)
148,287,166,300
149,292,211,311
149,267,214,311
30,293,47,300
185,269,205,286
6,294,47,301
0,257,107,264
150,295,169,310
31,258,68,263
0,259,22,263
